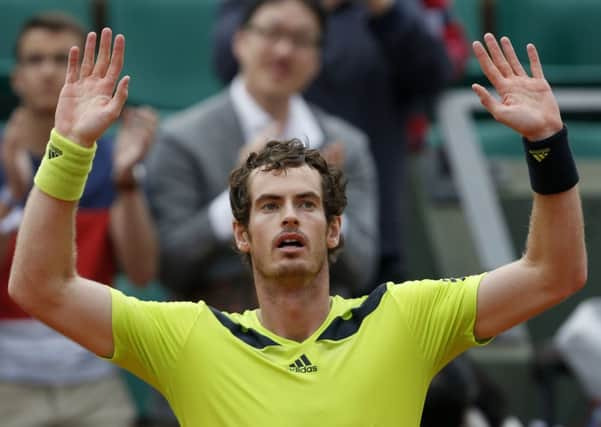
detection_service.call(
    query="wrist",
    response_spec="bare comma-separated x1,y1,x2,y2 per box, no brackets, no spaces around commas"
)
524,121,564,142
0,187,15,208
33,129,97,201
523,125,579,195
54,124,95,149
114,163,146,192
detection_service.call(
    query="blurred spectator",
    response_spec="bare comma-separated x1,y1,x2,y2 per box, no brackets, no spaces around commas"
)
407,0,470,151
0,12,158,426
422,355,520,427
146,0,378,311
213,0,453,288
554,299,601,427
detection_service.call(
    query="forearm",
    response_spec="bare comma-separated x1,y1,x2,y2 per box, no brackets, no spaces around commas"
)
8,188,77,309
110,189,158,286
147,142,224,275
158,208,222,270
524,187,587,291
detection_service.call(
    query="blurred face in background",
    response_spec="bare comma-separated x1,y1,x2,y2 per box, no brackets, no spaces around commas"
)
12,29,81,115
234,0,322,102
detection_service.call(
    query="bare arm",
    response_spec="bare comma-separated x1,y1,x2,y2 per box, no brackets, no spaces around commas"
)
471,34,587,339
110,107,159,286
111,189,158,286
8,29,129,358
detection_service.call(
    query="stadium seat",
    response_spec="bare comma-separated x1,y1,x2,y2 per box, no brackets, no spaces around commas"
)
428,119,601,159
495,0,601,85
469,119,601,158
107,0,223,111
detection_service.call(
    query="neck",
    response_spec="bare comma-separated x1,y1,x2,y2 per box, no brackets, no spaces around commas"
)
20,108,55,156
321,0,347,11
255,266,331,342
244,81,290,123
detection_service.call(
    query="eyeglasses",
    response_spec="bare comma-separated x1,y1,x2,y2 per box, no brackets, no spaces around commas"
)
19,52,69,68
245,24,321,50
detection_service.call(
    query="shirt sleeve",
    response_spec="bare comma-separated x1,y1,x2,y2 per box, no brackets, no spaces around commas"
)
103,288,203,392
389,274,491,375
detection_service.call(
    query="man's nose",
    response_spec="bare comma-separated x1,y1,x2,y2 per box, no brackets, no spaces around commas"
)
273,36,296,56
281,203,300,227
40,60,64,77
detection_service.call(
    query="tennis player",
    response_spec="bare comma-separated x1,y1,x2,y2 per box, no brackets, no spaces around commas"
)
8,27,585,426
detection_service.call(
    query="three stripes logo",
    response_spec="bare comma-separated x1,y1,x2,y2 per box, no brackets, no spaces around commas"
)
289,354,318,373
529,148,550,162
47,144,63,160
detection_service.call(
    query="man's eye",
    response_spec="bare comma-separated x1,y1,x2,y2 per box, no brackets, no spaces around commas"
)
261,203,278,211
300,201,316,209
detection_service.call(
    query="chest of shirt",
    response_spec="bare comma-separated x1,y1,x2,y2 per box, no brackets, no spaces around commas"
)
169,314,429,426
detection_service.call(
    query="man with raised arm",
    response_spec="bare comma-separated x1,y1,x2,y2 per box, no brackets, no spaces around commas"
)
0,14,158,426
8,28,586,426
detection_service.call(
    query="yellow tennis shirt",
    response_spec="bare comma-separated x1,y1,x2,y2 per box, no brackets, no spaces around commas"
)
107,274,489,426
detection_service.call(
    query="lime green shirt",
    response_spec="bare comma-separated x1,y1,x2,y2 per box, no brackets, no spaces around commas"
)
108,274,488,426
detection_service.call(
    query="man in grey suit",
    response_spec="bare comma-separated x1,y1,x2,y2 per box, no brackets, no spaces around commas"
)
146,0,378,311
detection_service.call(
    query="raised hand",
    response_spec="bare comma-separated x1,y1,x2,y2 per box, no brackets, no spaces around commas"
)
54,28,129,148
321,141,345,169
113,106,158,184
238,121,284,166
1,108,34,201
472,33,563,141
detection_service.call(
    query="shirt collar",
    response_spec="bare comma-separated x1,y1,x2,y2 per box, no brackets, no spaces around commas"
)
229,76,324,148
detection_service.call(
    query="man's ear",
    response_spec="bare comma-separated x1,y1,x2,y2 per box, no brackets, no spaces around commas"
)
233,220,250,253
232,30,245,63
326,216,341,249
10,67,24,98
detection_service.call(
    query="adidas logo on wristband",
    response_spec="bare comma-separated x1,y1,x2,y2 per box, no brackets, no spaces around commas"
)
47,144,63,160
529,148,550,162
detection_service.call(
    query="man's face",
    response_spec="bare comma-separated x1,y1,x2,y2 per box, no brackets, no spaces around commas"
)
235,165,341,282
234,0,321,100
12,29,81,114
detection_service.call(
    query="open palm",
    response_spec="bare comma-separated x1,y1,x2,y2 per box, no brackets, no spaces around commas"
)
54,28,129,148
472,34,563,141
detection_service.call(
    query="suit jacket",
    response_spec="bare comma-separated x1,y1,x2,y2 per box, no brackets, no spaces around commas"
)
146,91,378,310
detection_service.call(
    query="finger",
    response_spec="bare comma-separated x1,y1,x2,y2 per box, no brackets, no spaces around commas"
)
472,83,502,117
79,32,96,78
472,40,504,88
9,107,25,123
108,75,130,117
65,46,80,84
92,28,112,78
483,33,514,77
134,107,159,125
120,107,132,123
106,34,125,84
500,36,527,76
274,120,285,135
527,43,545,79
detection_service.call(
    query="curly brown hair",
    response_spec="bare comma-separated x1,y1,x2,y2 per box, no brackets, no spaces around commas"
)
229,139,347,263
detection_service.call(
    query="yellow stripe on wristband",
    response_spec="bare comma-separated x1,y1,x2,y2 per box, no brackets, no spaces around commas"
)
33,129,97,201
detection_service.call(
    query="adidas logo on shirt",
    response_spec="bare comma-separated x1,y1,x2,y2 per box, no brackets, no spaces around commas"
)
289,354,318,373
